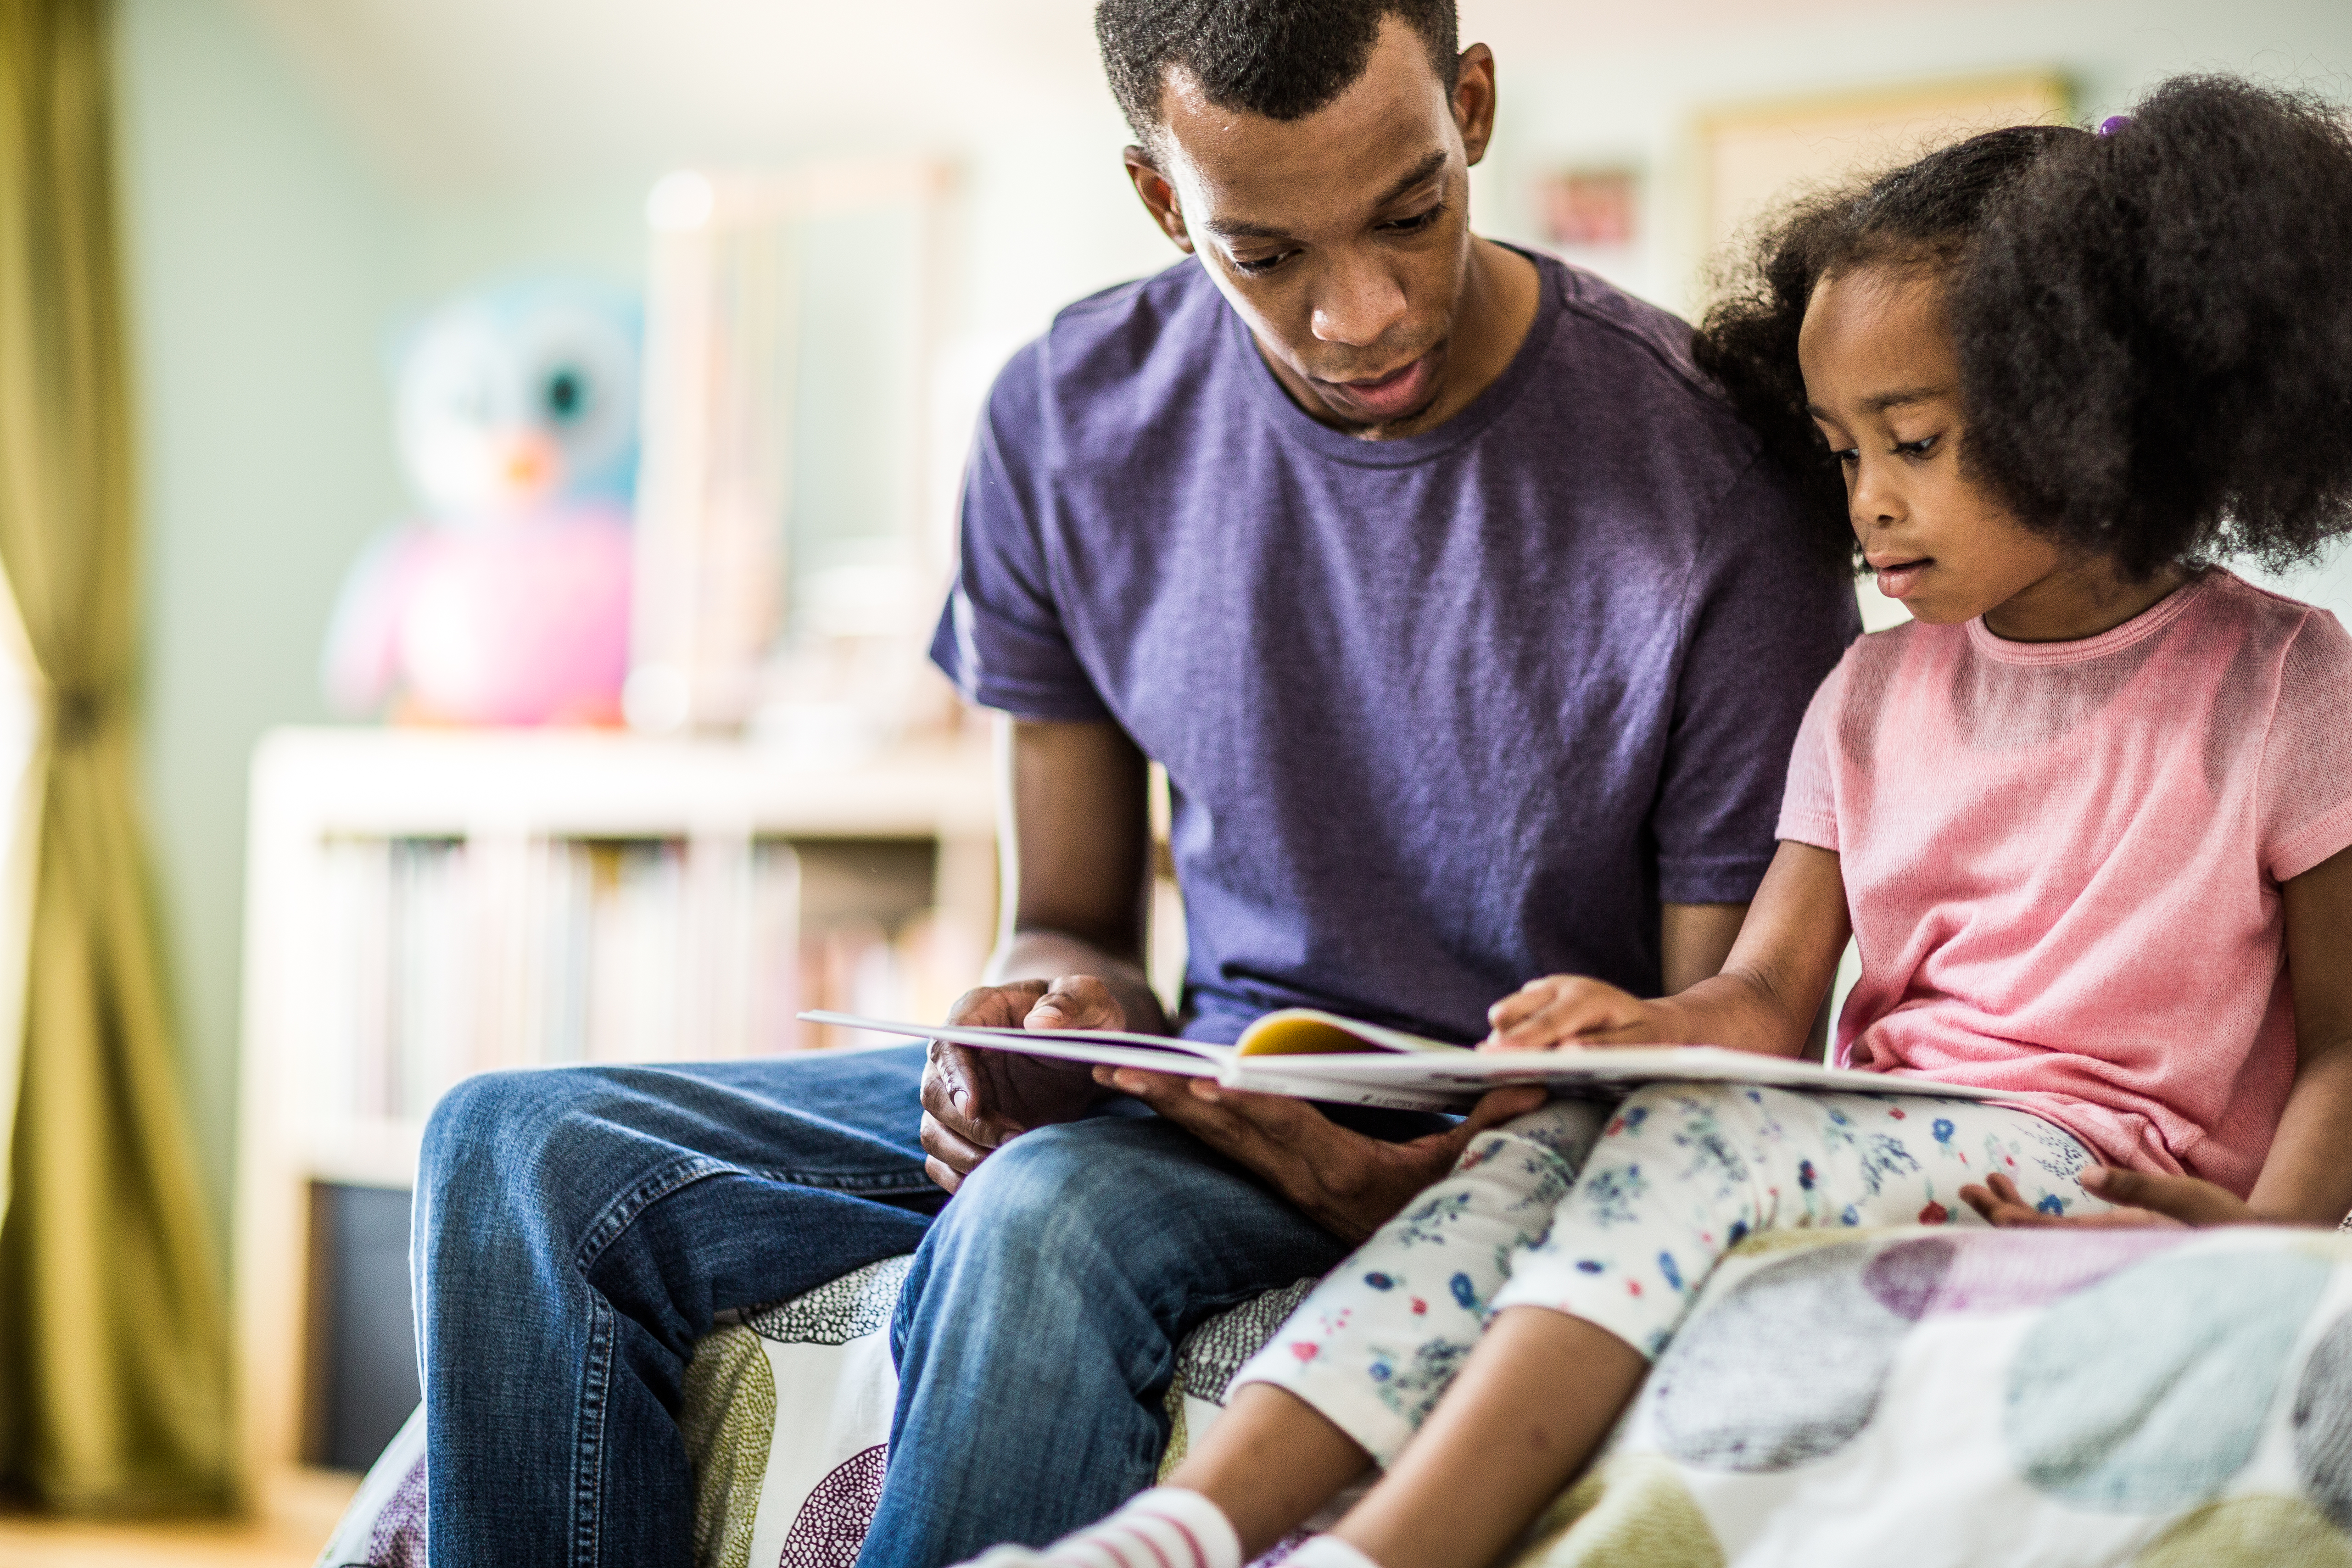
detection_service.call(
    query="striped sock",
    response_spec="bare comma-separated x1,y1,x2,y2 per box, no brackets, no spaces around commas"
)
964,1489,1243,1568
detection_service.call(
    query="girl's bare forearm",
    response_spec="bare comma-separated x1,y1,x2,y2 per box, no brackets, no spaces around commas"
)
1647,843,1849,1056
1649,965,1817,1057
2247,1034,2352,1224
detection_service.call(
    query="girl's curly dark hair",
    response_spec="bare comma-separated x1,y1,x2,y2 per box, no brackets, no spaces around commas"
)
1695,77,2352,580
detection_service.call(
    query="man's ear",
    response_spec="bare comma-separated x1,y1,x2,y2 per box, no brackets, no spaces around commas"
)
1122,145,1196,253
1453,43,1498,167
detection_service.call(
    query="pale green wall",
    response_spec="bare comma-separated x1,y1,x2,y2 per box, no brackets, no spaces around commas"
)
113,0,2352,1266
1471,0,2352,623
117,0,410,1265
1477,0,2352,313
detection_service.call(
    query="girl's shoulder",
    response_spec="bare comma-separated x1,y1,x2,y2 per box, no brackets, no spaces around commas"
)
1843,568,2348,677
1827,613,1956,688
1811,569,2352,746
2189,569,2352,683
2204,566,2348,627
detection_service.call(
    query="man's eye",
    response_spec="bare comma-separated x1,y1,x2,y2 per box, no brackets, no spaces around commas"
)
1382,205,1443,234
1232,250,1295,276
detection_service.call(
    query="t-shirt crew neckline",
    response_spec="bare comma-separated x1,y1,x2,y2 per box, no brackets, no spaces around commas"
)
1963,569,2214,667
1228,244,1567,468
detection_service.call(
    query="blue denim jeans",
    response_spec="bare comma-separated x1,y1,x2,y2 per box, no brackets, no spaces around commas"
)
413,1045,1382,1568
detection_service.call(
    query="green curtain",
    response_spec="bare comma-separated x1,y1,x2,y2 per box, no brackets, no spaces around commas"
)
0,0,230,1514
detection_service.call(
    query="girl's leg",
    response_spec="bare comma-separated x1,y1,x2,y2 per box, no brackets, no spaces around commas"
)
1166,1384,1377,1548
1310,1087,2106,1568
955,1102,1608,1568
1229,1102,1605,1478
1334,1308,1645,1568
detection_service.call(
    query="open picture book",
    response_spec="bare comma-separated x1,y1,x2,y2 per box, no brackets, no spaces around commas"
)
798,1007,2014,1112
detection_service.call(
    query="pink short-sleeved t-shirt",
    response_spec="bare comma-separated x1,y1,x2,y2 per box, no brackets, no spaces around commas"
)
1778,570,2352,1194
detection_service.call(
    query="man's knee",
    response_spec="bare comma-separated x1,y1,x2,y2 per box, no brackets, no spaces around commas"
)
919,1120,1173,1291
419,1065,637,1201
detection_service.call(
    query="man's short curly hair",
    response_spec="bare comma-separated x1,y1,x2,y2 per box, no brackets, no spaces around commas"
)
1696,76,2352,580
1095,0,1458,144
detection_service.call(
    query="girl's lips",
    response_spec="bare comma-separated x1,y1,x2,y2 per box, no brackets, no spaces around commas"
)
1874,559,1932,600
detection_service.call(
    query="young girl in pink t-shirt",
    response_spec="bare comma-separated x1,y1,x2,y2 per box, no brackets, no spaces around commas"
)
958,77,2352,1568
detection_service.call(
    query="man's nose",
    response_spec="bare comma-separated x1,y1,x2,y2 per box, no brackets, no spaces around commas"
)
1308,250,1408,348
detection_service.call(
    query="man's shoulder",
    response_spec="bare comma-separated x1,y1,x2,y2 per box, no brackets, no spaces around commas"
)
1526,255,1753,454
991,257,1226,418
1520,255,1828,583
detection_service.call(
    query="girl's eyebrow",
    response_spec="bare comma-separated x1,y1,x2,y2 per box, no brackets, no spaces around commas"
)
1859,385,1954,413
1805,386,1955,421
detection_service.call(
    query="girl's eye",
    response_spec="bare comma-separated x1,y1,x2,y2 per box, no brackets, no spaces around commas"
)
1894,435,1939,458
1833,448,1860,466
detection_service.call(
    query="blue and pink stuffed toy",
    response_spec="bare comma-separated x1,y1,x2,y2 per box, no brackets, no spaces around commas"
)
323,280,640,726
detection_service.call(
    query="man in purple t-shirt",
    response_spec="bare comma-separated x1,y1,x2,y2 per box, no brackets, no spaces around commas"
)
915,7,1853,1225
408,5,1855,1567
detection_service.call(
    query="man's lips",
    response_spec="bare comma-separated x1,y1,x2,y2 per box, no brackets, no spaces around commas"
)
1869,556,1933,599
1314,353,1436,422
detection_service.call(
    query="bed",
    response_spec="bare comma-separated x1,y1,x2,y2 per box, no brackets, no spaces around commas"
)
318,1224,2352,1568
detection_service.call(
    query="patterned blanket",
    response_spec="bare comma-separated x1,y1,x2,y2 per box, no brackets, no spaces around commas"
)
318,1226,2352,1568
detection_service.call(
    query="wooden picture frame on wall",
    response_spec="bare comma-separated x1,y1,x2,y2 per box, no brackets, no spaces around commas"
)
1696,72,2073,259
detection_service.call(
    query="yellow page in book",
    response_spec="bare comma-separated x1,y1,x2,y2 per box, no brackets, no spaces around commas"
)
1231,1008,1462,1058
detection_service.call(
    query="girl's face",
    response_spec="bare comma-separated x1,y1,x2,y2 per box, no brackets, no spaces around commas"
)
1798,263,2172,640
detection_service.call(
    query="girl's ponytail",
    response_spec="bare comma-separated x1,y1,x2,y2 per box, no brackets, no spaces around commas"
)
1952,78,2352,578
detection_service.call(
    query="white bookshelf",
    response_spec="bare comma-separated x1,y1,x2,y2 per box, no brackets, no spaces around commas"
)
232,725,997,1492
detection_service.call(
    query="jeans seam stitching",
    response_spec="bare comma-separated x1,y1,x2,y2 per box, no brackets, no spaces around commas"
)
743,1165,934,1194
574,1155,736,1272
571,1156,934,1272
573,1295,613,1568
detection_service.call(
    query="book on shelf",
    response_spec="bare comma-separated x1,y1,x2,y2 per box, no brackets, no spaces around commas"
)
800,1007,2017,1113
305,834,982,1126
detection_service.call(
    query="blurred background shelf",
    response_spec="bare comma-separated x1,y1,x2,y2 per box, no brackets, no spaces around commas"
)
233,725,997,1490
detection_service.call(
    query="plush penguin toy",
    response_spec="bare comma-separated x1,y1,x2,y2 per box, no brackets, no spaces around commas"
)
322,279,640,725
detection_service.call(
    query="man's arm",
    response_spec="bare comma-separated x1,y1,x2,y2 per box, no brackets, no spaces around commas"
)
919,716,1167,1192
1661,902,1746,994
930,721,1549,1234
986,715,1168,1032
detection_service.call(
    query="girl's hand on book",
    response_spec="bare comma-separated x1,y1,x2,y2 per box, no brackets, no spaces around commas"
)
1482,975,1675,1052
1960,1168,2257,1229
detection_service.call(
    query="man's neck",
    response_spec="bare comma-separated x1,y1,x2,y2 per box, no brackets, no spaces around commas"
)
1254,237,1543,442
1411,237,1542,436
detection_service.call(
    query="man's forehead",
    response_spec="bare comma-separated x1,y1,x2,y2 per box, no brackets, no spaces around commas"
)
1151,30,1454,234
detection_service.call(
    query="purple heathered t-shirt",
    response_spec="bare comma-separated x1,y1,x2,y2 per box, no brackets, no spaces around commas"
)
931,252,1858,1046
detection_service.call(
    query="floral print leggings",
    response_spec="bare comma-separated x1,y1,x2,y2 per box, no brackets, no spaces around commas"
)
1235,1082,2109,1466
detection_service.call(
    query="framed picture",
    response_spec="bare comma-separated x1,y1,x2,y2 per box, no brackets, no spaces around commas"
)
1696,73,2072,254
1537,167,1641,249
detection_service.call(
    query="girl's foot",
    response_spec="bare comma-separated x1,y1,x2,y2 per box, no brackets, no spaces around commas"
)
963,1488,1242,1568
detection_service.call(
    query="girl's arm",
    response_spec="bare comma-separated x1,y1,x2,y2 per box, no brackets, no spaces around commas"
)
2236,842,2352,1224
1971,843,2352,1229
1485,841,1849,1055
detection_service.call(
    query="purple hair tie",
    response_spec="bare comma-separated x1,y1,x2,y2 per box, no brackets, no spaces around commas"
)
2097,115,2132,136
